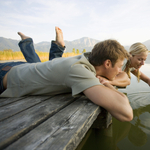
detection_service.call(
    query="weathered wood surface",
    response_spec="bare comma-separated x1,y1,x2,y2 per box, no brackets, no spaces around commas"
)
0,93,103,150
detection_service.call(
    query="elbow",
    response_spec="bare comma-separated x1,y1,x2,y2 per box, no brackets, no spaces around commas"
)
124,72,131,86
122,78,131,88
116,79,131,88
114,108,133,122
124,78,131,87
119,96,133,122
128,115,133,122
123,110,133,122
127,78,131,86
120,106,133,122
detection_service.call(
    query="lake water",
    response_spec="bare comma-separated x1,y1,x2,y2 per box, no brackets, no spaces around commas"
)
76,54,150,150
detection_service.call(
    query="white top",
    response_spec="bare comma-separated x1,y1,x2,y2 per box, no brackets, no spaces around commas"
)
122,59,135,72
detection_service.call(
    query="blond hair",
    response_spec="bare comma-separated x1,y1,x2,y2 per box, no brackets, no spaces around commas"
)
125,42,148,82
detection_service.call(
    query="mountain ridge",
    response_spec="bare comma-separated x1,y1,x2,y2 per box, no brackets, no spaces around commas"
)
0,37,150,53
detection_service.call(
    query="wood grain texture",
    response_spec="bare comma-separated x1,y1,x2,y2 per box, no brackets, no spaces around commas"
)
0,94,110,150
5,96,100,150
0,94,77,149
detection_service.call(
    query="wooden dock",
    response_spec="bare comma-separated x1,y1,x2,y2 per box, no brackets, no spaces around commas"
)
0,93,112,150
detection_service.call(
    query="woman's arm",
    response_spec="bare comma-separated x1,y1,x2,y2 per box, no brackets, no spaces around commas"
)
110,72,130,87
131,70,150,86
97,72,130,87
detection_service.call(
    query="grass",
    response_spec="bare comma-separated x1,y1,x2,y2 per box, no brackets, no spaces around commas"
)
0,49,82,62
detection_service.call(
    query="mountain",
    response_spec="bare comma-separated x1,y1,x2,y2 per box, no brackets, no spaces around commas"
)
35,42,51,52
65,37,100,52
34,37,100,52
0,37,150,53
0,37,20,51
143,40,150,50
0,37,100,53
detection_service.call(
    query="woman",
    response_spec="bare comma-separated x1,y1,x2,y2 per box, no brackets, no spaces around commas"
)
124,43,149,83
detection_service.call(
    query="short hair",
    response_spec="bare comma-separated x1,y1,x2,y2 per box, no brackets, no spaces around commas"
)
88,39,129,67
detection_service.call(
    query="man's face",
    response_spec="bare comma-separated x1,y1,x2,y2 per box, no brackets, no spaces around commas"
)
130,52,148,69
106,59,123,81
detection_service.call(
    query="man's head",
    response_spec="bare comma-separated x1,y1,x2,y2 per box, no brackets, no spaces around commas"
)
88,39,129,80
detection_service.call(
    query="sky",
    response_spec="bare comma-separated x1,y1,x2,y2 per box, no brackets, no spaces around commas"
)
0,0,150,46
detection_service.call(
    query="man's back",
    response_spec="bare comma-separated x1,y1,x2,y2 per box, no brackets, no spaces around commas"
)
1,53,101,97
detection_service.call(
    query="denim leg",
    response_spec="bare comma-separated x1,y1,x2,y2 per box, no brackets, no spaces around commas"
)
49,41,65,60
18,38,41,63
0,61,26,94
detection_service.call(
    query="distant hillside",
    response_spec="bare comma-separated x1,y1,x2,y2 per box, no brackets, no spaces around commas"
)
0,37,20,51
0,37,150,53
34,37,100,52
65,37,100,52
35,42,51,52
0,37,100,53
143,40,150,50
146,53,150,64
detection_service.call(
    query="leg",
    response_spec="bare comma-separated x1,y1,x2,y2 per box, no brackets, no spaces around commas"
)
18,32,41,63
49,42,65,60
0,62,26,94
49,27,65,60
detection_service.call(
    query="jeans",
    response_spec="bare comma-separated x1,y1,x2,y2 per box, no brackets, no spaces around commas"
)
18,38,65,63
0,62,26,94
49,41,65,60
18,38,41,63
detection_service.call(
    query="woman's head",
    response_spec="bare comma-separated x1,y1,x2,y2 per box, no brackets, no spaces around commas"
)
126,42,148,81
129,42,148,69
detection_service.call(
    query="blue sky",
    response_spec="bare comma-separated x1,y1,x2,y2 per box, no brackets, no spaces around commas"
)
0,0,150,46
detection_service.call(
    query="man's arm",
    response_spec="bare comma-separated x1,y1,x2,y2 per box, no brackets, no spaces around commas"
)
83,85,133,122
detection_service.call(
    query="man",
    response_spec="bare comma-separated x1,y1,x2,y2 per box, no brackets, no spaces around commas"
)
0,27,133,122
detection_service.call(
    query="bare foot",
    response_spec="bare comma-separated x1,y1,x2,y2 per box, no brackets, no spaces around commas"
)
55,27,65,47
18,32,30,40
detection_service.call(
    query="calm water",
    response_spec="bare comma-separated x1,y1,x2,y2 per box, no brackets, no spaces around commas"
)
76,54,150,150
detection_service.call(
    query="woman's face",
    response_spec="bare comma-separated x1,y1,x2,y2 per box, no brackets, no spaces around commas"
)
130,51,148,69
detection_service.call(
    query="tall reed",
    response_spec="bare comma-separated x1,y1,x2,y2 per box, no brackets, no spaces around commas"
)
0,50,82,62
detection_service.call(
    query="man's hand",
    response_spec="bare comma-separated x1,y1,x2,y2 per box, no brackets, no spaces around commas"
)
96,76,110,85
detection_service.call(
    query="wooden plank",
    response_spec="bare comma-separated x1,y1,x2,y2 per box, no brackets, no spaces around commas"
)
92,108,112,129
0,96,52,121
0,94,77,150
5,96,100,150
0,97,26,107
